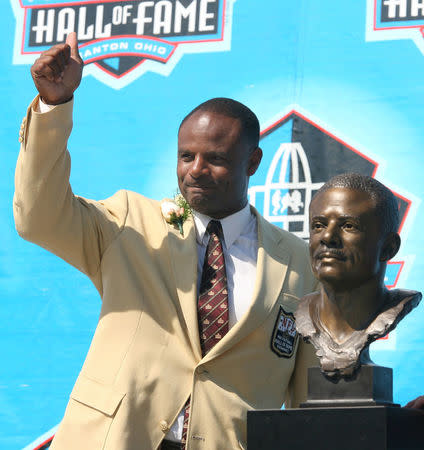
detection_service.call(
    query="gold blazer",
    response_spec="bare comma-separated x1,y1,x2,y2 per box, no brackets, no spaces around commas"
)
14,98,318,450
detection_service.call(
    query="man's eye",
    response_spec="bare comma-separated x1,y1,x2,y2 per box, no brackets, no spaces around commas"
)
311,222,324,231
211,155,225,163
179,153,192,161
343,222,357,230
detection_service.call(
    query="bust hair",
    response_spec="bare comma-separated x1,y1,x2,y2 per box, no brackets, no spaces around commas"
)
179,97,260,151
315,173,400,234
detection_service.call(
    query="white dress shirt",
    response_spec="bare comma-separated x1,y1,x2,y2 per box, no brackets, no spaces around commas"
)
166,204,258,442
37,98,54,113
193,204,258,328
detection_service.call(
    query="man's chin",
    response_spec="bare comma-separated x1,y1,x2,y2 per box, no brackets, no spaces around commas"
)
186,195,214,215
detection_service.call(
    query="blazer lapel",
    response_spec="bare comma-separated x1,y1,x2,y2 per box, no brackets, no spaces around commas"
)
202,208,291,364
167,216,202,360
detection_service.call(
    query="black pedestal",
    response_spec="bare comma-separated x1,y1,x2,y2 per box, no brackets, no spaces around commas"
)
247,406,424,450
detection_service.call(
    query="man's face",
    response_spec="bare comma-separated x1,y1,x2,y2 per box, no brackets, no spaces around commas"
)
177,110,261,218
309,188,386,291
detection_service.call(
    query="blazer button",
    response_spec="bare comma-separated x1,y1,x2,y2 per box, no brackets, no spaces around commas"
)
159,420,169,432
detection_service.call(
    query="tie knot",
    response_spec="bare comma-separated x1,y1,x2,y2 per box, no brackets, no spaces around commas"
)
206,220,222,238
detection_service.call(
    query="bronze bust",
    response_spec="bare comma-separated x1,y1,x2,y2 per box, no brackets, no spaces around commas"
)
295,173,421,379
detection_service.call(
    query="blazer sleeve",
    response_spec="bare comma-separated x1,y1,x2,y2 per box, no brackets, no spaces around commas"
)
13,96,128,290
285,271,320,408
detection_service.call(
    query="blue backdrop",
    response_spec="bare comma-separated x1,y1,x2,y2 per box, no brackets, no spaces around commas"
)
2,0,424,448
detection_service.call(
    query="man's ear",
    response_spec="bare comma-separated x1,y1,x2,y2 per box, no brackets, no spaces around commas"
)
247,147,262,176
380,232,401,262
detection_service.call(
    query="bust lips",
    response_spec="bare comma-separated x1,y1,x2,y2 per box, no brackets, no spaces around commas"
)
313,250,346,261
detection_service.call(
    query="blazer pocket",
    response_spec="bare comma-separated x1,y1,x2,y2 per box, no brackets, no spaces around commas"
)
70,375,126,417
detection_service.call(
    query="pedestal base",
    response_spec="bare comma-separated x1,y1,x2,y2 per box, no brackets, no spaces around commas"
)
302,365,398,407
247,406,424,450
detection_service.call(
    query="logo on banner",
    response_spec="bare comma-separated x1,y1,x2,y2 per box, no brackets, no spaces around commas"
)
248,108,413,293
366,0,424,55
11,0,235,89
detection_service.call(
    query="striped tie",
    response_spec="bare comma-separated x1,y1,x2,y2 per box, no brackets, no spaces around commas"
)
181,220,229,447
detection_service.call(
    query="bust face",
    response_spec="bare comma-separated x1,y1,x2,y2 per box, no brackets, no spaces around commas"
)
309,187,386,291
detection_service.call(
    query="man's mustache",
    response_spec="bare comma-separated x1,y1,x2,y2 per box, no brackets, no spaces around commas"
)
185,182,216,189
313,249,346,260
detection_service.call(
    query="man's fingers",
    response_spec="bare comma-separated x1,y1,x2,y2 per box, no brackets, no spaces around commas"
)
56,46,70,71
32,55,64,80
34,45,70,72
40,44,70,62
66,32,82,61
46,56,64,77
413,396,424,408
404,395,424,409
32,62,57,82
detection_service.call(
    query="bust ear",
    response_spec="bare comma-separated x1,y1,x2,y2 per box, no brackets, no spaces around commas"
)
380,232,401,262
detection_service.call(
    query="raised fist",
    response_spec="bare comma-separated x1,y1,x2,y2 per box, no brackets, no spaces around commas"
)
31,32,83,105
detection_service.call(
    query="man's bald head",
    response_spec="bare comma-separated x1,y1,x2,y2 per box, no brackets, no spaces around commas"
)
179,97,260,152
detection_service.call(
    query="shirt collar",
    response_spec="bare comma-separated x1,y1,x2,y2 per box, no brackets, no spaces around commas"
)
193,203,252,249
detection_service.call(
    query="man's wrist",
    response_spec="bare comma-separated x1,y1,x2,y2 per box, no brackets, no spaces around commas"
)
37,95,73,113
37,97,56,113
39,95,73,107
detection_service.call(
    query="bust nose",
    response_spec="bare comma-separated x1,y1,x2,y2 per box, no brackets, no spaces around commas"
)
320,223,341,248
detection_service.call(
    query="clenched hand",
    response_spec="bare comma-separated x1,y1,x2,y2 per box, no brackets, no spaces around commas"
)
31,32,83,105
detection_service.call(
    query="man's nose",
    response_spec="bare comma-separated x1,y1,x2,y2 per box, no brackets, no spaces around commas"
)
189,155,208,178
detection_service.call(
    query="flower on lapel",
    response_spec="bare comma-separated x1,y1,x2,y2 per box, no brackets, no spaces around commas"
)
161,194,191,236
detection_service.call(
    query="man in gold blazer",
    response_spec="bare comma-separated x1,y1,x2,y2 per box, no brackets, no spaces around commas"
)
14,33,318,450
